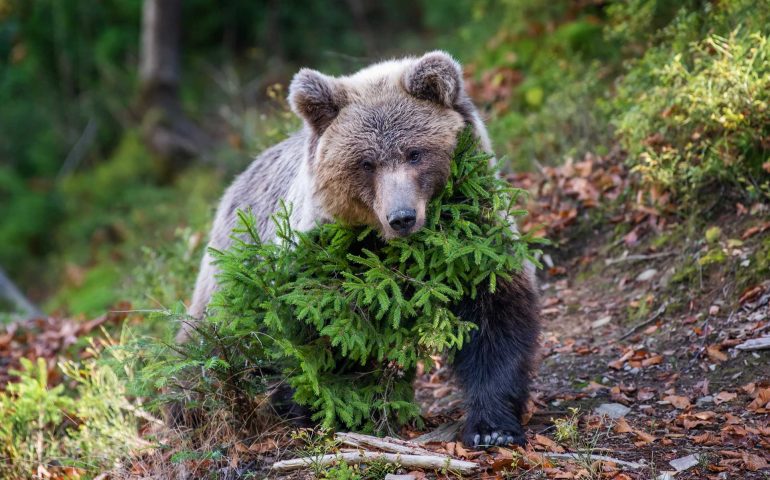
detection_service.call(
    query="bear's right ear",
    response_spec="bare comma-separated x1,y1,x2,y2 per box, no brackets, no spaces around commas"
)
288,68,346,134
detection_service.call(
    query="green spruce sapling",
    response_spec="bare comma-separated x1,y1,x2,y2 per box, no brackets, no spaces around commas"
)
186,128,541,432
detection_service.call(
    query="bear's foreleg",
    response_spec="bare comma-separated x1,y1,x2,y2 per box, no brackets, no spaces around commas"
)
452,273,540,447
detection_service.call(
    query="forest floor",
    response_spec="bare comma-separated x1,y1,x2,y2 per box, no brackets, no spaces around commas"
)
1,155,768,480
403,155,770,480
410,227,770,480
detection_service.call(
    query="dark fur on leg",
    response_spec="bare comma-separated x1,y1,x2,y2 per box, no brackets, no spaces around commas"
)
268,383,314,428
452,273,540,448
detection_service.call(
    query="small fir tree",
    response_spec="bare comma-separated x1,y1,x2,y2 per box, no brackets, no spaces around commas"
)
184,128,541,432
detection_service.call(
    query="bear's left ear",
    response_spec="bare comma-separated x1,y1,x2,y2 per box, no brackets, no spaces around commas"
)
288,68,347,133
403,51,463,107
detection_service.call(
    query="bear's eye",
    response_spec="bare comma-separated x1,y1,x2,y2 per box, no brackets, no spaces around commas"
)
407,148,423,165
361,159,375,172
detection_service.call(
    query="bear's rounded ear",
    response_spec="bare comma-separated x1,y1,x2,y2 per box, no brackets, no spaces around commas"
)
403,51,463,107
288,68,347,134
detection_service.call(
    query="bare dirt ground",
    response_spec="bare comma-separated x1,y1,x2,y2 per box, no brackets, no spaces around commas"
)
411,236,770,479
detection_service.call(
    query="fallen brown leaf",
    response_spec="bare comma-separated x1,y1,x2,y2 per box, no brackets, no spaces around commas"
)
633,429,656,445
694,411,716,420
534,434,565,453
714,391,737,404
455,442,484,459
741,222,770,240
742,452,769,471
613,418,633,434
249,438,278,454
739,285,765,304
706,345,728,363
663,395,691,409
748,387,770,411
642,354,663,367
692,432,719,445
742,382,757,395
490,448,516,471
521,448,554,469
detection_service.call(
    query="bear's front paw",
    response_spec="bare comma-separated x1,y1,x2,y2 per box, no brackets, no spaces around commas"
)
462,418,526,449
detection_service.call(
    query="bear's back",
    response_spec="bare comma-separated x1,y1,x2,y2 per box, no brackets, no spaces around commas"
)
208,131,308,251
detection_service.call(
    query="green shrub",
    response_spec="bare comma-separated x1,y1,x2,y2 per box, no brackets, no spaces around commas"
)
612,1,770,202
0,355,142,479
170,129,540,434
437,0,619,169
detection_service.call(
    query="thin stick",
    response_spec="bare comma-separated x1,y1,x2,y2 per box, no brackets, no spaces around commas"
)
335,432,435,456
543,452,645,469
271,451,478,474
604,251,676,266
413,421,462,444
618,303,667,341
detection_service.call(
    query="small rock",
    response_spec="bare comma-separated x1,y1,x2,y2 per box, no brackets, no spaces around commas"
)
591,315,612,329
736,336,770,351
696,395,713,406
669,453,700,472
594,403,630,419
385,475,417,480
636,268,658,282
659,267,676,288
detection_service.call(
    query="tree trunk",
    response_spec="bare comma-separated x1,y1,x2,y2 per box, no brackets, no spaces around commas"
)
140,0,181,98
139,0,210,171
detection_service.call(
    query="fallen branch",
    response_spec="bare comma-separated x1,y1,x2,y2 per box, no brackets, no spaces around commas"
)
619,303,667,341
604,251,676,266
544,452,645,469
735,336,770,352
413,421,462,444
271,451,478,474
336,432,435,456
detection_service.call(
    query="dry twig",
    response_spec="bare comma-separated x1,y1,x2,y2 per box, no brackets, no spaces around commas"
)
619,303,667,340
544,452,645,469
271,451,478,474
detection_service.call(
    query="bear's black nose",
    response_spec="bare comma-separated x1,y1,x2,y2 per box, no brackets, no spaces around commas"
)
387,209,417,233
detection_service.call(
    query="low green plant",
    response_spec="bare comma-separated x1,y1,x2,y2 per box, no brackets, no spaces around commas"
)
0,353,143,479
552,407,612,480
290,428,341,478
170,129,541,435
612,1,770,203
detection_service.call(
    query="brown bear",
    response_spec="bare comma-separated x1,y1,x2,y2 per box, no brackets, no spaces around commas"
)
180,51,540,448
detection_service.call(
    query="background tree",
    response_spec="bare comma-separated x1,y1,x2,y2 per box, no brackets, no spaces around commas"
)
139,0,210,172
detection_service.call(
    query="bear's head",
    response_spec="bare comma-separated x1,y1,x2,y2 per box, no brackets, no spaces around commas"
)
288,51,485,239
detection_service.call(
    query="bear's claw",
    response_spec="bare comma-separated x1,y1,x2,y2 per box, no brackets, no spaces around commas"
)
463,421,526,448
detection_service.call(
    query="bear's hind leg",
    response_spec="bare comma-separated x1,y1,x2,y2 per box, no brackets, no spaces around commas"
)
452,273,540,448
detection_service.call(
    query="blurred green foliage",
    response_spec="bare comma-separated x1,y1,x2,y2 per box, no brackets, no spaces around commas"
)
0,0,430,315
2,0,768,318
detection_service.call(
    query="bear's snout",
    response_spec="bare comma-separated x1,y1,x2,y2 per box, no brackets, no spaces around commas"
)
386,208,417,235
